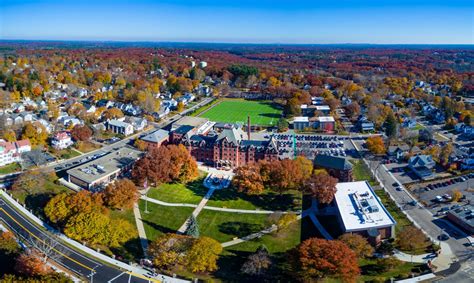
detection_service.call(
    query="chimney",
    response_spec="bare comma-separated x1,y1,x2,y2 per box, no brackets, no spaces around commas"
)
247,115,251,140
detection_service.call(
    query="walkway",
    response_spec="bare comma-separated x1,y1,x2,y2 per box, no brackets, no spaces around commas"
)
133,204,149,257
177,186,216,233
393,249,435,263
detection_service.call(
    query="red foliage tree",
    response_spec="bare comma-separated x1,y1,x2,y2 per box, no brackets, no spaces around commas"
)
304,172,338,204
294,238,360,282
70,125,92,141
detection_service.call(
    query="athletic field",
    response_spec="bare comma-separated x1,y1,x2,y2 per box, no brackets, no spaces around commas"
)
200,99,282,126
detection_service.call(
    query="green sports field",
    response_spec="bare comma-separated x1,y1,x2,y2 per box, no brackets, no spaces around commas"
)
200,99,282,126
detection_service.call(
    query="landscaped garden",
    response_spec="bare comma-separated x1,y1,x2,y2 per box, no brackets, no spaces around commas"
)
199,99,282,126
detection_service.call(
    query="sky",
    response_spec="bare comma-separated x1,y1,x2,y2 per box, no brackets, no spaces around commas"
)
1,0,473,44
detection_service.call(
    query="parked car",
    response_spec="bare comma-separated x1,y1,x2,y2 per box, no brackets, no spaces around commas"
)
438,233,449,241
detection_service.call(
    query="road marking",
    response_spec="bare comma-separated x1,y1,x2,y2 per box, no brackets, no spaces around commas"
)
108,272,125,282
128,273,132,283
0,208,95,272
0,199,4,206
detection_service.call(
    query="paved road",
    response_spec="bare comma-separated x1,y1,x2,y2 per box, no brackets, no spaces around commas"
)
0,197,154,283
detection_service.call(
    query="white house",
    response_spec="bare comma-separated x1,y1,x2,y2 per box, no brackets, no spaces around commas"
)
51,131,73,150
107,119,134,136
0,139,31,167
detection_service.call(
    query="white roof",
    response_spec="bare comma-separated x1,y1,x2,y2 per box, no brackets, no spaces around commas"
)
294,116,309,122
315,105,330,110
334,181,396,232
317,116,335,122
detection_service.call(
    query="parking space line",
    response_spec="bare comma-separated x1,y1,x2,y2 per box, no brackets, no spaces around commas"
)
108,272,126,282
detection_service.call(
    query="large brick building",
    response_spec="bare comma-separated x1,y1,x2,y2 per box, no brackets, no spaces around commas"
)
314,154,353,182
173,126,280,168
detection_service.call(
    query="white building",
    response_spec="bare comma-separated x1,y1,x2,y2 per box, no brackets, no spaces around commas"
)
333,181,396,245
0,139,31,167
51,131,73,150
106,119,134,136
199,61,207,68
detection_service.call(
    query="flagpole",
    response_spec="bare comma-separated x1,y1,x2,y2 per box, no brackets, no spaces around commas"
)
144,179,149,214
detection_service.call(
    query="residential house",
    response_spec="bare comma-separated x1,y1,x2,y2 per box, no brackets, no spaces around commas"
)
106,119,134,136
401,117,417,129
125,117,148,132
408,155,436,179
388,145,410,160
51,131,73,149
0,139,31,167
293,117,310,130
357,116,375,132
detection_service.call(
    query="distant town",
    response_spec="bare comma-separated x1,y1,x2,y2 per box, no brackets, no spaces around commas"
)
0,41,472,283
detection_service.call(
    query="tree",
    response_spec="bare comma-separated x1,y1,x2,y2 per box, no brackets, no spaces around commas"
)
132,144,198,186
185,215,200,238
241,246,272,277
106,219,136,247
451,190,463,202
186,237,222,273
71,124,92,141
15,252,51,276
276,118,289,132
304,172,338,204
148,233,192,269
21,122,48,146
0,231,20,255
103,179,139,210
384,111,398,139
64,211,109,246
27,235,63,263
277,213,297,230
338,234,374,259
2,129,17,142
134,138,147,151
293,238,360,282
397,226,427,252
45,190,104,225
103,107,124,120
176,101,185,112
366,136,386,155
439,143,453,167
345,102,361,120
232,164,265,195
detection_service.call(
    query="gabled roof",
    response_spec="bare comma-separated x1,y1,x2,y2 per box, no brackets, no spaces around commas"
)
409,155,435,167
314,154,353,170
141,129,169,143
217,127,244,145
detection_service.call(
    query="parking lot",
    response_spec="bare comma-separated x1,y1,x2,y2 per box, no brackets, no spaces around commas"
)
409,173,473,215
274,134,354,159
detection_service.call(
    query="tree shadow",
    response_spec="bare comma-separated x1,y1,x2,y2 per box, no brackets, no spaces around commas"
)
142,219,176,235
110,237,143,262
219,222,264,238
25,192,55,216
258,113,281,119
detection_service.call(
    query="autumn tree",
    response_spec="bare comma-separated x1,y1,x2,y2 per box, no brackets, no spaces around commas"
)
303,171,338,204
21,122,48,146
0,231,20,255
396,226,428,252
232,163,265,195
2,129,17,142
71,124,92,141
132,144,198,186
451,190,463,202
102,179,139,210
293,238,360,282
15,252,51,277
148,233,193,269
241,246,272,277
439,143,453,167
366,136,386,155
103,107,124,120
338,233,374,259
186,236,223,273
276,118,289,132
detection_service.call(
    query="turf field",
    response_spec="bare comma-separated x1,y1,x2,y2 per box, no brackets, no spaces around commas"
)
200,99,282,126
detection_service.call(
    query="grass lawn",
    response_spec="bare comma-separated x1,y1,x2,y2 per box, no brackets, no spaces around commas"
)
74,141,101,153
138,200,194,241
108,209,143,261
0,163,21,175
50,147,81,160
199,99,282,126
197,210,272,243
148,178,302,211
351,159,378,186
189,99,219,117
359,258,426,282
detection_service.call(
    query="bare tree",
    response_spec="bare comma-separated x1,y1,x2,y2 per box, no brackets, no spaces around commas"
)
26,235,67,263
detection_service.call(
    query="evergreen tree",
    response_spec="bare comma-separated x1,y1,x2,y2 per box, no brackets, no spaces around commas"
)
185,215,200,238
276,118,289,132
384,112,398,139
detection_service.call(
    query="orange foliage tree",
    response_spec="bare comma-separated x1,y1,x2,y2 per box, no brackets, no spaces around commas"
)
366,136,386,155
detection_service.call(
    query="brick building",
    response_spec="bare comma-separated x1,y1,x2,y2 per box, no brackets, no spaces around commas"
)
314,154,353,182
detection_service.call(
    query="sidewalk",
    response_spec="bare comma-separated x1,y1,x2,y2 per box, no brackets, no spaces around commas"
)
133,204,148,257
177,186,216,233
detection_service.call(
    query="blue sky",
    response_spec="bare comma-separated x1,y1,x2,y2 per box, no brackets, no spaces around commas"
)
1,0,473,44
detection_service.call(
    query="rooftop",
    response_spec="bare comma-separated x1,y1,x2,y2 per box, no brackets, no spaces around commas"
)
334,181,396,232
314,154,352,170
294,116,309,122
141,129,169,143
67,147,142,184
317,116,335,122
448,205,474,229
172,116,209,129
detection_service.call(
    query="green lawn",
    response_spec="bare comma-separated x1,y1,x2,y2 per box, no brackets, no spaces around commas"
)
351,159,377,186
0,163,21,175
199,99,282,126
197,210,272,243
359,258,425,282
149,179,302,212
108,209,143,261
138,200,194,241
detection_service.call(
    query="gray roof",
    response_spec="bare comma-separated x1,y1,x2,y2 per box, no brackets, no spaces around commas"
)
67,147,142,184
108,119,132,128
217,127,245,145
409,155,435,167
314,154,353,170
448,205,473,230
141,129,169,143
